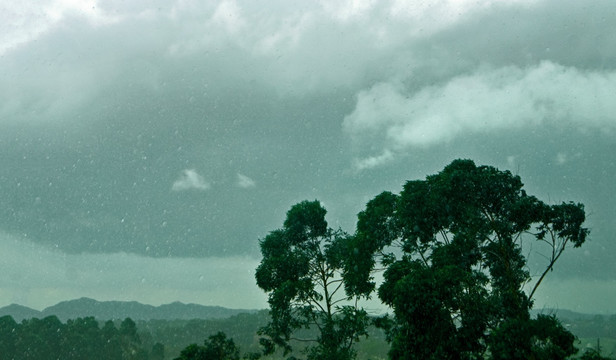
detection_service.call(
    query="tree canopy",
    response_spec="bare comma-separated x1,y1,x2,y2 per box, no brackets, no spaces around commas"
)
174,331,240,360
255,200,369,360
0,315,149,360
342,159,589,359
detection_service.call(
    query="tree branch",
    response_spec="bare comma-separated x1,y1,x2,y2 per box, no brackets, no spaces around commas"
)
529,228,568,300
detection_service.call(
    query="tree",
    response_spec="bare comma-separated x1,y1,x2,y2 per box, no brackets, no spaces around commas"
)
62,316,104,359
255,200,370,360
101,320,123,360
174,331,240,360
150,342,165,360
0,316,17,359
15,317,65,360
119,317,144,360
580,348,612,360
343,159,588,359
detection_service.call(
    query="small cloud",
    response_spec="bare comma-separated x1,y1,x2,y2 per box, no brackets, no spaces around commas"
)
353,149,394,171
555,152,567,165
237,173,256,188
507,155,517,168
172,169,210,191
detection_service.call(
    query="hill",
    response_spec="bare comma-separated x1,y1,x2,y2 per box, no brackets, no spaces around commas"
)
0,297,256,322
0,304,42,321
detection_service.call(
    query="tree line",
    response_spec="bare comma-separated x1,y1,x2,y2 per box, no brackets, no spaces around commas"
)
0,315,164,360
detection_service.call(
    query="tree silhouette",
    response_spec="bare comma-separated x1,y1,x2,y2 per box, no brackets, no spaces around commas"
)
174,331,240,360
343,159,588,359
255,200,369,360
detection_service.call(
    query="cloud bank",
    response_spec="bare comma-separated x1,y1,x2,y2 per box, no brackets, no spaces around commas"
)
0,0,615,304
344,61,616,168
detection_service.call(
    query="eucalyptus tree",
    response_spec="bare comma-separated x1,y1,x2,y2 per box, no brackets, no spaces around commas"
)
255,200,369,360
343,159,588,359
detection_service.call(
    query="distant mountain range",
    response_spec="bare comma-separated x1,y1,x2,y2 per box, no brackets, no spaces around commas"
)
0,298,603,324
0,297,257,322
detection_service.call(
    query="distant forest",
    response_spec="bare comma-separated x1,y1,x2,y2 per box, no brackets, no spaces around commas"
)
0,309,615,359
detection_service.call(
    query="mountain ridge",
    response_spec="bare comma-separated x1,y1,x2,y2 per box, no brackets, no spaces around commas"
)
0,297,257,322
0,298,605,323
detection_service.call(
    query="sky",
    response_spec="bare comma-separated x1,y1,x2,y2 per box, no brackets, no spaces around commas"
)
0,0,615,313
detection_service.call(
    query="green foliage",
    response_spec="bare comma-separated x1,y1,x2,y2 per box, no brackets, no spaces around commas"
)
343,159,589,359
0,315,149,360
488,314,577,360
137,311,387,360
255,200,369,359
0,315,17,359
580,348,612,360
174,331,240,360
150,342,165,360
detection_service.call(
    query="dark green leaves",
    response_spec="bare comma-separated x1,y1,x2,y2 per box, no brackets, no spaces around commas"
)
255,200,368,359
284,200,328,244
174,332,240,360
344,159,588,359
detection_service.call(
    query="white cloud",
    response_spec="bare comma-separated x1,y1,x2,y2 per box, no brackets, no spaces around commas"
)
211,0,246,34
236,173,256,188
0,0,563,124
0,232,265,310
319,0,378,22
171,169,210,191
353,149,394,171
0,0,122,54
344,61,616,161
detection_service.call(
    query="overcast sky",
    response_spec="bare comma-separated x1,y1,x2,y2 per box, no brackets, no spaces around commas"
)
1,0,615,313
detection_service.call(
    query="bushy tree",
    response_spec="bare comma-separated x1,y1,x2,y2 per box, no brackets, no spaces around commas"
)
255,200,369,360
174,331,240,360
343,159,588,359
63,316,104,359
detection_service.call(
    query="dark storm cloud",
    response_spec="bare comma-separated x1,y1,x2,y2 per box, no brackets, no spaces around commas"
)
0,0,615,312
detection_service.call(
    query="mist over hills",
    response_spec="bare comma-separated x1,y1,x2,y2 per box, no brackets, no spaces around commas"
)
0,297,257,322
0,297,608,324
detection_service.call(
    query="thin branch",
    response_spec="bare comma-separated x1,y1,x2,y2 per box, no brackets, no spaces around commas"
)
330,298,348,307
307,294,327,314
418,250,429,267
289,337,318,343
528,228,568,300
329,279,345,299
440,229,450,245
